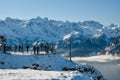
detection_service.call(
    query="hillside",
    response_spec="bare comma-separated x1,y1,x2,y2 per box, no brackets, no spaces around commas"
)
0,52,105,80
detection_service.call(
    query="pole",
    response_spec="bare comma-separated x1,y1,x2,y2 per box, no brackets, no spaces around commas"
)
69,38,72,61
69,25,72,62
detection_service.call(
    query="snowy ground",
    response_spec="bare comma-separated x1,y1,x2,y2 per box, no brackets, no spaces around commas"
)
72,55,120,80
0,69,91,80
0,52,105,80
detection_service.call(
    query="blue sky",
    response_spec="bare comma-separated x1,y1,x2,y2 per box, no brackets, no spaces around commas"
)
0,0,120,25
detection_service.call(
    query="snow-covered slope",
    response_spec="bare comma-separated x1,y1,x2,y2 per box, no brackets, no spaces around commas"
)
0,52,105,80
0,17,120,55
0,53,76,70
0,69,92,80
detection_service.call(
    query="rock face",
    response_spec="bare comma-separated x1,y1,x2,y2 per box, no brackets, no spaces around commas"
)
0,17,120,56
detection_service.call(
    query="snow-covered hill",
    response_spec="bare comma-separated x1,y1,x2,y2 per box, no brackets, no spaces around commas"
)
0,53,76,70
0,52,105,80
0,17,120,55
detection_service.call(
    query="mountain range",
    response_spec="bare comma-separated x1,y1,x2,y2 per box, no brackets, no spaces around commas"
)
0,17,120,56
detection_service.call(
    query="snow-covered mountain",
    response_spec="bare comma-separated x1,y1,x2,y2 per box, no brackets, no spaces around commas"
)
0,17,120,55
101,35,120,55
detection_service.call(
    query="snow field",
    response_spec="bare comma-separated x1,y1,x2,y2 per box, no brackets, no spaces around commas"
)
0,69,92,80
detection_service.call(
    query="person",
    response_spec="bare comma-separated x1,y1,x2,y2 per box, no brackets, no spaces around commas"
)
36,46,39,54
26,45,29,53
15,45,17,52
40,44,43,51
18,45,21,52
33,45,36,55
21,44,23,53
50,45,53,54
50,45,55,54
44,45,48,53
46,45,49,53
8,45,12,51
3,44,6,53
